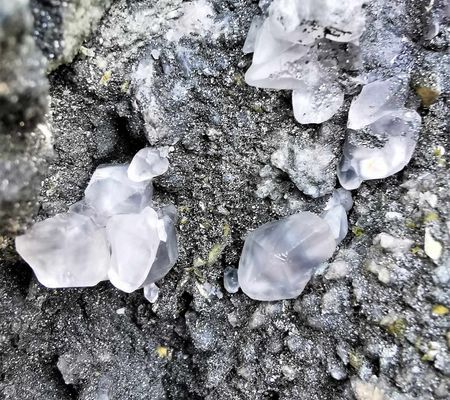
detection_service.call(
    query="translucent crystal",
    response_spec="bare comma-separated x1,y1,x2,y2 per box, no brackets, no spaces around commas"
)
223,267,239,293
322,188,352,244
338,136,418,190
106,207,166,293
347,78,406,130
127,147,169,182
15,147,179,299
338,78,421,190
322,205,348,244
325,188,353,212
85,164,152,223
143,282,160,303
242,16,263,54
142,205,178,285
238,212,336,301
244,0,365,124
15,213,110,288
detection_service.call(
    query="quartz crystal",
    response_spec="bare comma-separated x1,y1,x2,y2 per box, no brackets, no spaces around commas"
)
15,148,178,301
127,147,169,182
238,212,336,301
223,267,239,293
338,77,421,190
15,213,110,288
244,0,365,124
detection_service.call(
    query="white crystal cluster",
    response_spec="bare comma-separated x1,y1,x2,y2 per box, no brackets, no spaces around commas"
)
16,148,178,299
338,77,422,190
244,0,365,124
238,189,351,301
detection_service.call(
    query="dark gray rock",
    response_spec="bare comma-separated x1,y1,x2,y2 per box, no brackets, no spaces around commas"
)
0,0,50,238
0,0,449,399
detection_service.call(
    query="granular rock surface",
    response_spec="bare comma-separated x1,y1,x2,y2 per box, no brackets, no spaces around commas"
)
0,0,449,399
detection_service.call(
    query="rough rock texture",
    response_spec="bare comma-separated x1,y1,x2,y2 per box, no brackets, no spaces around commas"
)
31,0,113,70
0,0,50,239
0,0,449,399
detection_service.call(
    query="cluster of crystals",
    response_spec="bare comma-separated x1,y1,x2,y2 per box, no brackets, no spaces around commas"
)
15,148,178,301
244,0,365,124
338,77,422,190
238,189,351,301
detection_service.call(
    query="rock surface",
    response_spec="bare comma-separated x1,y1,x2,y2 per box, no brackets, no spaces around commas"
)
1,0,450,399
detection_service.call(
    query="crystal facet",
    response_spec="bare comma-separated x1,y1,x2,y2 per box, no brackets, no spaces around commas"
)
84,164,152,222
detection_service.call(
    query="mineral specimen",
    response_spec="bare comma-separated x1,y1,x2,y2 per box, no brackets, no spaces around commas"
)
238,212,336,301
244,0,365,124
223,267,239,293
127,147,169,182
337,77,421,190
15,148,178,299
238,189,352,301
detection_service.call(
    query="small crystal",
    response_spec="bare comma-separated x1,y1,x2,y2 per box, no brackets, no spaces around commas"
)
223,267,239,293
238,212,336,301
325,188,353,212
322,205,348,244
15,213,110,288
143,282,160,303
127,147,169,182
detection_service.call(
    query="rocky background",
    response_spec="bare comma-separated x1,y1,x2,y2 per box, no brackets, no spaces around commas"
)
0,0,449,399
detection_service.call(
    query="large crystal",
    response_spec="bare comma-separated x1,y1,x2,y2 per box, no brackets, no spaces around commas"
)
15,213,110,288
238,212,336,301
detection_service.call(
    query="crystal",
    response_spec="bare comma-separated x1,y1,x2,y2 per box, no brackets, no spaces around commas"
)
238,212,336,301
322,205,348,244
106,207,166,293
15,213,110,288
84,164,152,222
244,0,365,124
347,78,406,130
325,188,353,212
141,205,178,285
338,78,421,190
143,282,160,303
15,147,179,299
223,267,239,293
127,147,169,182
